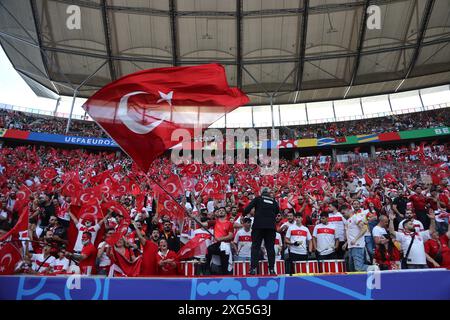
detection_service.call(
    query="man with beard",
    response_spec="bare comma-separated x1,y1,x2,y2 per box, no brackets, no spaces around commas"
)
388,209,436,269
398,207,424,233
66,232,98,275
162,220,180,252
134,224,159,276
205,207,234,275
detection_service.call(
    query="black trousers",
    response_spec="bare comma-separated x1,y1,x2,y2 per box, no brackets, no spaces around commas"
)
286,252,308,275
318,252,336,260
206,242,229,275
251,228,276,271
335,241,346,259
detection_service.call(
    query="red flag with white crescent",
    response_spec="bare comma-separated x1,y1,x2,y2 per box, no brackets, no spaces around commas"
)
109,250,142,277
0,206,29,242
82,64,249,172
164,174,183,198
176,235,208,261
303,177,327,193
181,163,202,177
0,242,22,275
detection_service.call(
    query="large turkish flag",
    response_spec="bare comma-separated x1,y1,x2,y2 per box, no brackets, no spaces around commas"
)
82,64,249,171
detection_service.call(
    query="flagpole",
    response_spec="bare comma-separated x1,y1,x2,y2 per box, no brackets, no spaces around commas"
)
143,173,217,241
80,115,217,241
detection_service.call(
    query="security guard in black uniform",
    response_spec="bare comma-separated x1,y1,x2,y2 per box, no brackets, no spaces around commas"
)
244,187,280,275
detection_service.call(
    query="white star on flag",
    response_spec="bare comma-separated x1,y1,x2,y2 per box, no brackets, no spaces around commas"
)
157,91,173,106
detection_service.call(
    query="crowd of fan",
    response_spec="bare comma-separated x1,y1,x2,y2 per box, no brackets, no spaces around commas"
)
1,107,449,141
0,109,107,138
279,108,450,140
0,139,448,277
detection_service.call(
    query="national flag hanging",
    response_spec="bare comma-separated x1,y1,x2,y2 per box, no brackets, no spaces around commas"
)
0,242,22,275
109,250,142,277
0,206,29,242
82,64,249,172
176,235,209,261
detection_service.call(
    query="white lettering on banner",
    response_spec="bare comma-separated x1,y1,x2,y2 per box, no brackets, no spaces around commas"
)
66,274,81,290
366,265,381,290
435,128,449,135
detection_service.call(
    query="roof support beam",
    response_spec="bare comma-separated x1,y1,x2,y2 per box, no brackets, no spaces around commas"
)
101,0,116,81
236,0,243,88
295,0,309,92
29,0,60,94
396,0,435,92
344,0,371,99
169,0,178,66
35,34,450,67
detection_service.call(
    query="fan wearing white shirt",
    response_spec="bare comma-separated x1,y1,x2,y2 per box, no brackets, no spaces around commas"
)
52,247,70,274
232,218,252,261
372,216,389,245
26,244,55,274
343,208,370,271
285,214,312,274
388,210,436,269
328,202,345,258
313,212,339,260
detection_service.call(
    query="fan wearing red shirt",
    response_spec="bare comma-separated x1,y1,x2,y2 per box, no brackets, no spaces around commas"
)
67,232,97,275
425,230,450,269
156,238,178,276
293,195,313,225
205,208,234,275
134,224,159,276
409,186,430,229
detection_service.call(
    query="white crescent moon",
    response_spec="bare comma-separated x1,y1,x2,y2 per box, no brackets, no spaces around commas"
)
67,183,75,192
0,254,12,267
163,200,172,210
166,183,177,194
101,186,110,193
80,193,91,203
84,205,98,216
117,91,165,135
17,191,26,201
104,178,112,186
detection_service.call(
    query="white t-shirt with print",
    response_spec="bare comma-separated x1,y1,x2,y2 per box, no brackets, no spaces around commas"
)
395,230,431,265
313,223,337,255
233,228,252,258
286,224,312,255
345,214,366,249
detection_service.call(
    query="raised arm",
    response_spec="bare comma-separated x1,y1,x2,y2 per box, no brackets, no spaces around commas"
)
388,211,396,238
427,209,436,234
68,209,79,225
132,221,147,246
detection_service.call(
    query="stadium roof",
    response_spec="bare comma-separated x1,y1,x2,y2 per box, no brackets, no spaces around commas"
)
0,0,449,105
